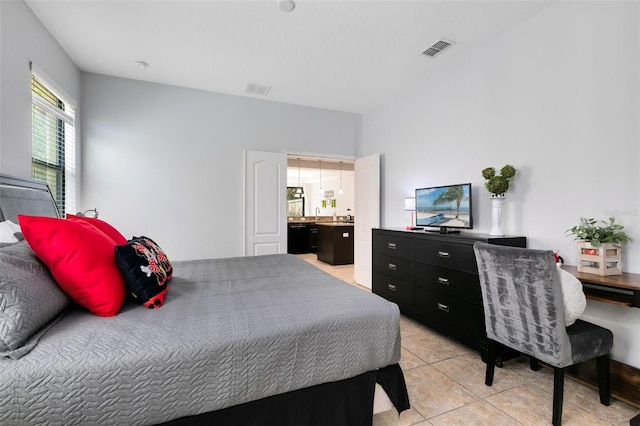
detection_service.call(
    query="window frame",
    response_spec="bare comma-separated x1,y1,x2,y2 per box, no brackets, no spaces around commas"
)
30,67,77,217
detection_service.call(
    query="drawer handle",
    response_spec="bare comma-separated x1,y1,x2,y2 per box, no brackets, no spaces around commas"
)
437,277,449,285
437,303,450,313
387,284,397,292
438,251,450,258
387,263,397,271
387,242,397,250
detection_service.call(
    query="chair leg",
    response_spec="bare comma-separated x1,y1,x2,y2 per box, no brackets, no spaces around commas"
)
596,354,611,406
529,356,540,371
552,367,564,426
485,339,497,386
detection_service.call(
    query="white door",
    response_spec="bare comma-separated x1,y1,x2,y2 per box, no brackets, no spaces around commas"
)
354,153,380,288
244,150,287,256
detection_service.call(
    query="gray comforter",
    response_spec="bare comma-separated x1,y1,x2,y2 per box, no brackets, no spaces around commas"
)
1,254,401,425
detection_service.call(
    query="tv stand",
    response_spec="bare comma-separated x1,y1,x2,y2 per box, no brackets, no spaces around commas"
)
439,227,460,234
423,227,460,234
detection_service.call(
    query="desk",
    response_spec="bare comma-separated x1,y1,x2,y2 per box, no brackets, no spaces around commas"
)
562,266,640,308
561,266,640,409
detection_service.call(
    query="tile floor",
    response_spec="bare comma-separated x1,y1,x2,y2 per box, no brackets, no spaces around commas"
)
297,253,640,426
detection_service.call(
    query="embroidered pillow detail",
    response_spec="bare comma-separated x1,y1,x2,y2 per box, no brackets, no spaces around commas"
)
115,236,172,309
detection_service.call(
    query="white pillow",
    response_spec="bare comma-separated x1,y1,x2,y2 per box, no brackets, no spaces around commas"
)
557,264,586,326
0,220,21,244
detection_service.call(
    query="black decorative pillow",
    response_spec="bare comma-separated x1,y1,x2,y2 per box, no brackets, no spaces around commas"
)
114,236,172,309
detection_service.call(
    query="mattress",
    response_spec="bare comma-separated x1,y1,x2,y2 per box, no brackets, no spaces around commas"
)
1,253,401,425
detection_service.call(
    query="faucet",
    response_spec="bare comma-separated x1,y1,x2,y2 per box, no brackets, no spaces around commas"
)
315,207,320,220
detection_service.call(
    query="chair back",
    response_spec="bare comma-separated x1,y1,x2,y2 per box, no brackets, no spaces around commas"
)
473,242,572,367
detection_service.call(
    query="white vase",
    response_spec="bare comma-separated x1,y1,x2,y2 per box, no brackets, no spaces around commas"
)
489,195,505,236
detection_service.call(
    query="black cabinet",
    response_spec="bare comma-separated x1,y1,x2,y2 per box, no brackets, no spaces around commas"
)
318,224,354,265
287,223,311,254
372,228,526,358
310,224,318,253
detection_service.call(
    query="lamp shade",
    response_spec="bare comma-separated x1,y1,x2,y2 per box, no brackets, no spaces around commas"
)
404,197,416,211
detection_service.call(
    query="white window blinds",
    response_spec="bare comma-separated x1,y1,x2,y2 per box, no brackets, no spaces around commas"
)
31,73,76,216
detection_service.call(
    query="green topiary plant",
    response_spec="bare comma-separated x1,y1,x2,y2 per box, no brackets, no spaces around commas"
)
482,164,516,196
566,217,631,247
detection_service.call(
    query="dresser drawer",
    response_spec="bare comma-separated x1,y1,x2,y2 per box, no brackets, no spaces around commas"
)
372,273,414,308
415,264,482,304
415,239,478,273
415,288,485,340
373,253,415,283
373,232,415,260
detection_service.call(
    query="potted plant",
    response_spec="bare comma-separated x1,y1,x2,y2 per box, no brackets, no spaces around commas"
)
481,164,516,236
566,217,631,247
481,164,517,197
566,217,631,275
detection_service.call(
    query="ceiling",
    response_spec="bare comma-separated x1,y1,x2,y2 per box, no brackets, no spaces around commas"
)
25,0,553,114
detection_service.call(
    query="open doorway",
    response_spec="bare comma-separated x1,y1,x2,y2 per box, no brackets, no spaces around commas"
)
286,156,355,220
283,153,380,289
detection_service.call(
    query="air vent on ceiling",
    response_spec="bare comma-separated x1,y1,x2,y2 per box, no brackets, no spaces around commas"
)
422,38,456,58
244,82,272,96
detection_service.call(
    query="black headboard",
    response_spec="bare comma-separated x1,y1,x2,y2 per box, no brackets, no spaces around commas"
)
0,174,60,222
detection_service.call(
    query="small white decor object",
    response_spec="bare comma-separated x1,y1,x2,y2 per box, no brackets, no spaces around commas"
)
489,195,504,236
482,165,516,237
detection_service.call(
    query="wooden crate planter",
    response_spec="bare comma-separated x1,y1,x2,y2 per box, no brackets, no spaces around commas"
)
577,241,622,276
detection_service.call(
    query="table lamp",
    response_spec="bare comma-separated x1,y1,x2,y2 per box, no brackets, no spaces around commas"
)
404,197,415,230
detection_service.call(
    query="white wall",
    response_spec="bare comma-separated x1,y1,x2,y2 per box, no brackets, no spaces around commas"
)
81,73,361,261
362,2,640,367
0,0,81,181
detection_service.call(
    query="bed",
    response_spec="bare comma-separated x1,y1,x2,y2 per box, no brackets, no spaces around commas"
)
0,174,409,425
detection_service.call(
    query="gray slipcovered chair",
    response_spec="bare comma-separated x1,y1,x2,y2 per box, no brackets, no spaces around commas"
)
473,242,613,426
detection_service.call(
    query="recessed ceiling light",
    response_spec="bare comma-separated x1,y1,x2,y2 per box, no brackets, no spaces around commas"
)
278,0,295,12
134,61,149,69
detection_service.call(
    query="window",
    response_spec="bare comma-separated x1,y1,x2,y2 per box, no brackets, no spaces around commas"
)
31,73,76,216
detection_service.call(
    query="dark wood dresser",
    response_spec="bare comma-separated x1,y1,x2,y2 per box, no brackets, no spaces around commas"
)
372,228,526,359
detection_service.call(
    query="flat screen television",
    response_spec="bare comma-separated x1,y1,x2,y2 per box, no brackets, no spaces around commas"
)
415,183,472,233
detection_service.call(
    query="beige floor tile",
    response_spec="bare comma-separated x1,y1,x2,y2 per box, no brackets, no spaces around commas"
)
531,372,640,424
404,364,479,419
619,416,640,426
400,316,431,338
410,420,433,426
402,329,470,364
486,383,613,425
429,399,521,426
373,406,427,426
433,353,541,398
400,347,427,370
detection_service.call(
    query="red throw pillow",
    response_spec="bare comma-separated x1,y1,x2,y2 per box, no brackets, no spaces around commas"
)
66,214,127,245
18,215,127,317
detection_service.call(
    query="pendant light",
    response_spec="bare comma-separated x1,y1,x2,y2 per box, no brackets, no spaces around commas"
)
318,159,323,194
295,157,302,197
338,161,344,195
